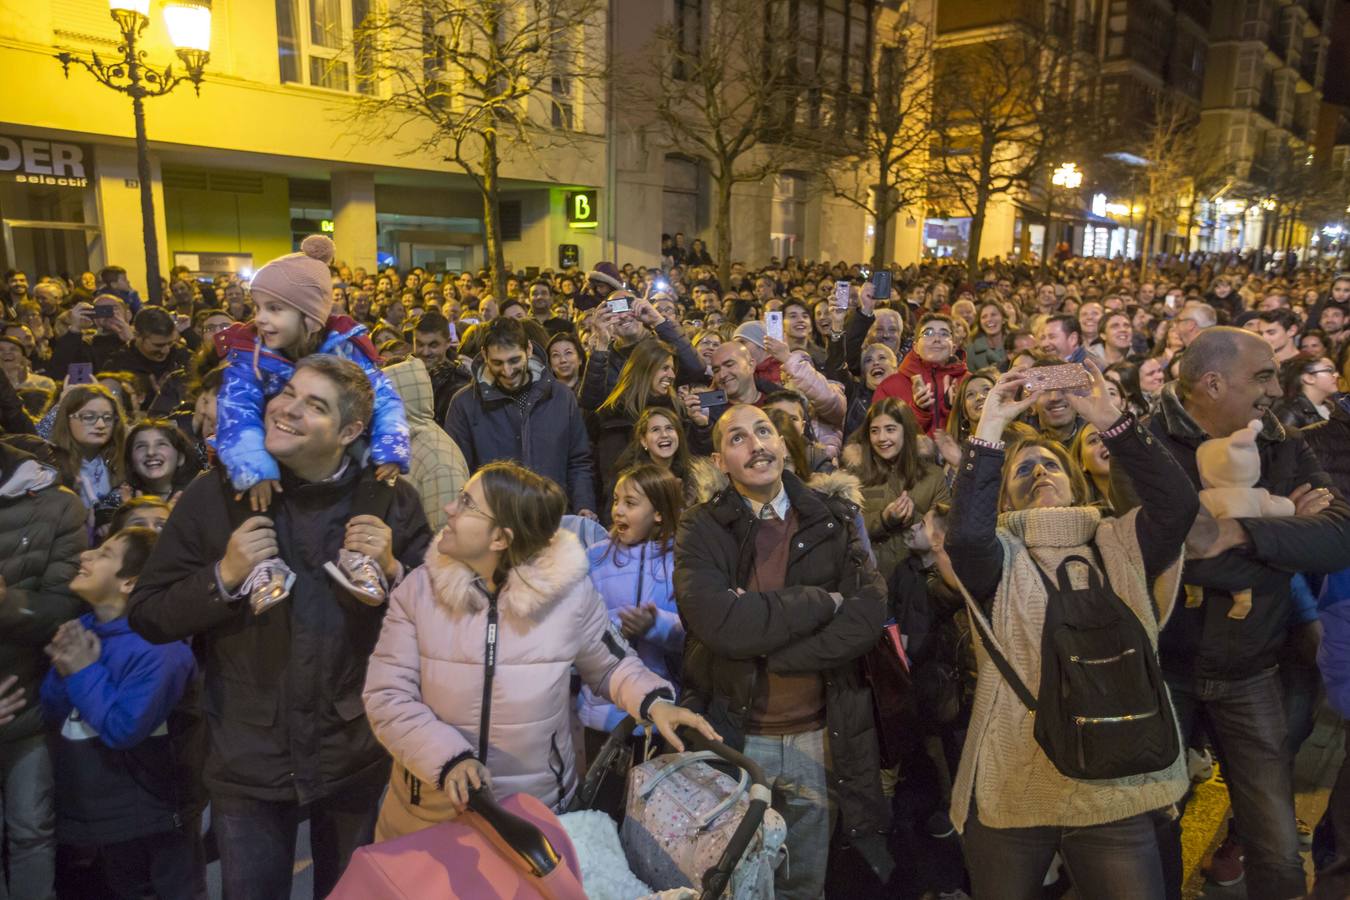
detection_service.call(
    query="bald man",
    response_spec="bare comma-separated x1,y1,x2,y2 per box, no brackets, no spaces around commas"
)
1129,327,1350,898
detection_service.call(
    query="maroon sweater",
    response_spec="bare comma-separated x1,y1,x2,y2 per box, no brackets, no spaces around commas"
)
746,509,826,735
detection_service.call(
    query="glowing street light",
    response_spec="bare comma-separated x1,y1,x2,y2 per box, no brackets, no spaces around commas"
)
1052,162,1084,190
56,1,213,305
1042,162,1083,274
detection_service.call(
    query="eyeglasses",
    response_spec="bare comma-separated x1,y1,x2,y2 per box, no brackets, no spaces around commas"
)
449,490,495,522
920,328,953,341
1307,367,1337,377
70,412,116,427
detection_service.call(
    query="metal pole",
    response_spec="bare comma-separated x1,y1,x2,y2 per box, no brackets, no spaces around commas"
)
124,19,162,306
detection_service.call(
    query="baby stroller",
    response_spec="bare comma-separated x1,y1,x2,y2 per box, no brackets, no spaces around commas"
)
328,720,784,900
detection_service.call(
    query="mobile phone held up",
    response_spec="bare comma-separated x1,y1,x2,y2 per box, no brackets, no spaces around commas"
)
834,281,851,310
696,389,728,409
91,305,116,320
67,363,95,385
871,269,892,302
1025,363,1092,395
764,310,784,342
606,296,630,315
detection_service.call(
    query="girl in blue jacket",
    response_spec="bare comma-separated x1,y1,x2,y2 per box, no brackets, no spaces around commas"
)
215,236,410,610
577,464,686,758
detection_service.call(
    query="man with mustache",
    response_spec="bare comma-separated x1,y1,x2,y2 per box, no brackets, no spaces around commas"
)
673,403,890,898
1123,327,1350,897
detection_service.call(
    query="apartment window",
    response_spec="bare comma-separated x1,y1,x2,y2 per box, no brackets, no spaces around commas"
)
275,0,375,93
673,0,703,80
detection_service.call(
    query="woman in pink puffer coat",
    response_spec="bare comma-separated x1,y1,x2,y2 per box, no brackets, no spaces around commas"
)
363,461,717,841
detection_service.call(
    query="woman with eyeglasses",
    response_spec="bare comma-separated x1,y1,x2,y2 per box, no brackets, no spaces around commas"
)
1275,353,1342,428
48,384,127,527
363,462,719,840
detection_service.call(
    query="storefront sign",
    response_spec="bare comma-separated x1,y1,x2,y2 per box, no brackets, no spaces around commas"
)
558,244,579,268
0,136,90,188
565,190,598,229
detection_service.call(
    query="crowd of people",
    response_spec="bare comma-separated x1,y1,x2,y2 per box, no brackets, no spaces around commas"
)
1,236,1349,900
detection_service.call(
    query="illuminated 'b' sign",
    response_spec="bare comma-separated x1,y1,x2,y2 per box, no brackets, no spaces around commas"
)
566,190,598,228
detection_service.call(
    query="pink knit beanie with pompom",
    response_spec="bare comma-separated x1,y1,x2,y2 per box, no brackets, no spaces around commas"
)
249,234,336,325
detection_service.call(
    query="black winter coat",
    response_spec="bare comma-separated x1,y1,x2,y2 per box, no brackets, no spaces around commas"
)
128,463,432,804
1274,393,1325,430
1301,397,1350,498
0,444,87,746
673,471,889,839
1143,385,1350,681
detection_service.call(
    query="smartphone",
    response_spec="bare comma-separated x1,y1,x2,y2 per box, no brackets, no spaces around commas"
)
696,389,728,408
607,296,630,314
871,269,893,302
68,363,95,385
834,281,851,310
765,310,784,342
1026,363,1092,394
447,320,459,344
91,305,115,320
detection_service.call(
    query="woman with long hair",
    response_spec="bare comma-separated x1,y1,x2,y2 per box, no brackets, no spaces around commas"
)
363,462,717,837
49,384,127,522
945,365,1198,898
967,301,1009,371
1275,352,1340,428
577,464,687,759
1104,361,1151,418
935,368,998,469
1070,423,1115,511
850,397,950,581
546,332,585,393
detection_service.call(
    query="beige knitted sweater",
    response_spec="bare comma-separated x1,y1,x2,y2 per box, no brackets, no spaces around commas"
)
949,505,1188,831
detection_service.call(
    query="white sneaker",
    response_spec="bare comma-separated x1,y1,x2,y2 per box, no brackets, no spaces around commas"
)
325,549,388,606
1187,747,1214,783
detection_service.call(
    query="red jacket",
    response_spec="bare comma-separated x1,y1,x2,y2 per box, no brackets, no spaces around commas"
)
872,350,968,434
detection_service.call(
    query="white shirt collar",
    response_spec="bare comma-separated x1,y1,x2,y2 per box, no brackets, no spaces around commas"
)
741,483,789,520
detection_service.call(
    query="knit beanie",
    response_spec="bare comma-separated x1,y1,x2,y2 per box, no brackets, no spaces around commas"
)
249,235,336,325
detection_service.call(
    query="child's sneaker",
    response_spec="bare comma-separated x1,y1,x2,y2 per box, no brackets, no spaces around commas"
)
244,557,294,614
1187,746,1215,783
325,550,387,606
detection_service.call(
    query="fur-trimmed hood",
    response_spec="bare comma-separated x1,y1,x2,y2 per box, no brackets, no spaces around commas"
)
421,527,590,621
685,456,862,508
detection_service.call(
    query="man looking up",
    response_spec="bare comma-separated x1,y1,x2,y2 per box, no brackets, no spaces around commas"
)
674,404,888,899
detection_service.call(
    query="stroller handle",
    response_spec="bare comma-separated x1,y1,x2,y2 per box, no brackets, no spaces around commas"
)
465,788,563,879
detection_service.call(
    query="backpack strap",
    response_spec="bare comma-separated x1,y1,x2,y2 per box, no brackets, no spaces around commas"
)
953,571,1039,713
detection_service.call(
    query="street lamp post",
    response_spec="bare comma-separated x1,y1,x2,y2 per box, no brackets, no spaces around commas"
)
1041,161,1083,277
57,0,212,306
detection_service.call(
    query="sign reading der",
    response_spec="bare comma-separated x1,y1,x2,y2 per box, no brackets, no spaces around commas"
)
0,136,90,188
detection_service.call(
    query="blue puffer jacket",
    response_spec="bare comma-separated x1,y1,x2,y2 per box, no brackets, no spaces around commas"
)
40,613,197,844
576,538,684,733
215,318,411,491
1319,569,1350,719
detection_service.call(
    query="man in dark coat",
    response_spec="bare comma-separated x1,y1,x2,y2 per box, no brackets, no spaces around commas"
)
674,403,889,899
444,317,597,516
128,355,432,899
1136,328,1350,899
101,307,193,416
0,441,87,900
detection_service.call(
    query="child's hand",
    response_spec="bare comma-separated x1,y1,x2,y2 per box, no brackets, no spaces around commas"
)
375,463,400,485
243,480,282,512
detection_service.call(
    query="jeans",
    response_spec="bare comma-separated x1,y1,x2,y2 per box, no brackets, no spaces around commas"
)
963,805,1166,900
101,828,198,900
743,729,832,900
1165,668,1306,900
212,781,383,900
0,735,55,900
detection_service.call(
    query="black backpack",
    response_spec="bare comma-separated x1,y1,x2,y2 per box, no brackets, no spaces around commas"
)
962,548,1180,781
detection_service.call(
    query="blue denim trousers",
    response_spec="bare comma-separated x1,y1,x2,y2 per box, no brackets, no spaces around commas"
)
743,728,832,900
211,780,383,900
1166,667,1307,900
964,805,1167,899
0,734,55,900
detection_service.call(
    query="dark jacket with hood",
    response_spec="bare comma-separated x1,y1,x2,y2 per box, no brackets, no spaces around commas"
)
127,463,432,804
1273,393,1325,430
444,356,597,513
0,443,88,746
673,470,889,840
1138,384,1350,681
1301,395,1350,498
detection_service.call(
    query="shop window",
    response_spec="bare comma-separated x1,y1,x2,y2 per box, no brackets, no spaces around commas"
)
275,0,375,94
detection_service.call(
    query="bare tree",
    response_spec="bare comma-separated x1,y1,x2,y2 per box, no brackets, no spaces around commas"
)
633,0,808,288
350,0,605,299
817,11,933,270
927,21,1083,278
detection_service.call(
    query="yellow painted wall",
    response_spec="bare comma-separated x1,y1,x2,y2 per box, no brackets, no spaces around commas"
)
162,170,292,267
